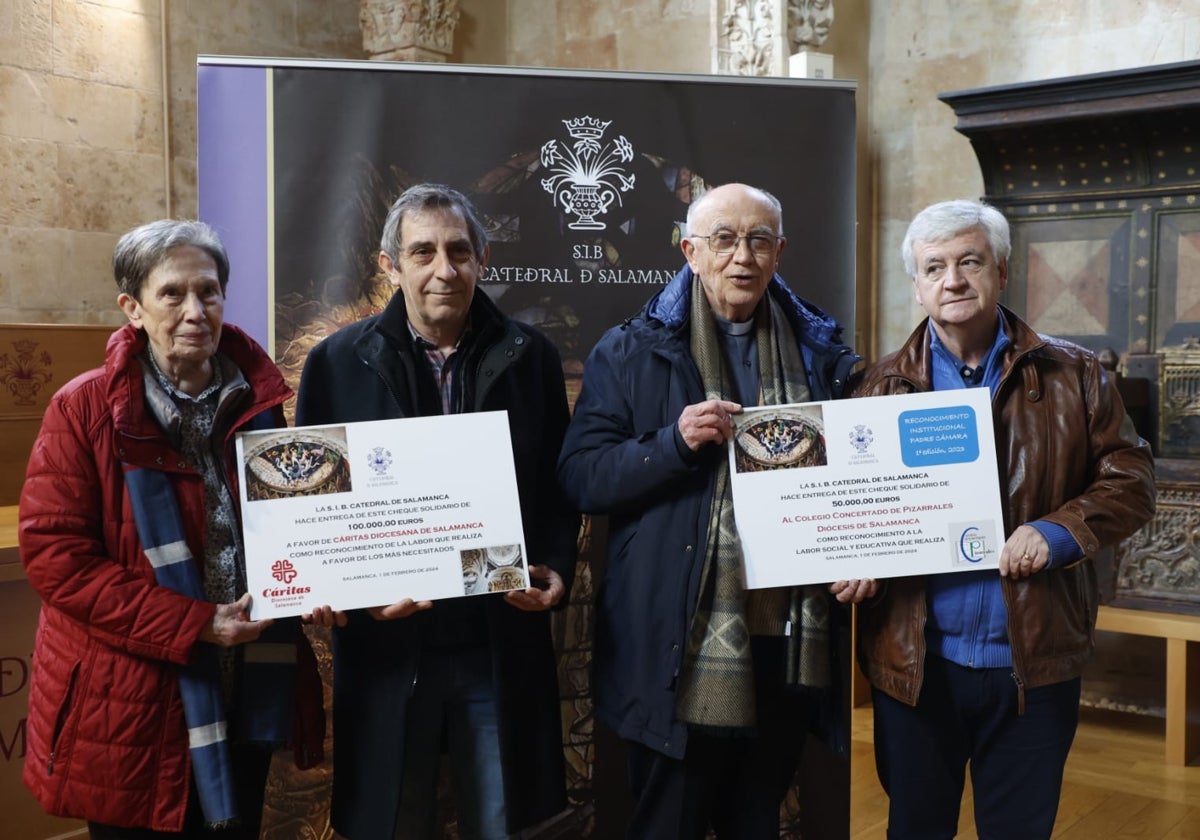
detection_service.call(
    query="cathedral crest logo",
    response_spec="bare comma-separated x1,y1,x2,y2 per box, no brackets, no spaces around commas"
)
540,116,636,230
366,446,393,476
848,424,874,454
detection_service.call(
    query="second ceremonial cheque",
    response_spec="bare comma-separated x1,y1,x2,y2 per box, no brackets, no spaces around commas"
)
731,387,1004,588
235,412,529,619
232,388,1002,614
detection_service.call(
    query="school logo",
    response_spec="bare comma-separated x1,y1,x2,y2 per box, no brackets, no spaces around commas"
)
957,525,993,565
540,116,636,230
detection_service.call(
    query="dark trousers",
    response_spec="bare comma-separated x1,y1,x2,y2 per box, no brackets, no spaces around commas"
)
88,743,273,839
624,637,810,840
394,643,508,840
872,655,1081,840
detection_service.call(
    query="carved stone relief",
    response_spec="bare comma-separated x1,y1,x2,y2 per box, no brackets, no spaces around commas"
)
1159,340,1200,458
713,0,834,76
1115,479,1200,613
360,0,460,62
787,0,833,53
713,0,786,76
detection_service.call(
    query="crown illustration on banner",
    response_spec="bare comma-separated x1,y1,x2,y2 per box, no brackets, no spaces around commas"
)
563,116,611,141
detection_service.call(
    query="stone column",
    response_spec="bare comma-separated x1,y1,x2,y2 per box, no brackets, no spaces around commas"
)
360,0,461,62
712,0,789,76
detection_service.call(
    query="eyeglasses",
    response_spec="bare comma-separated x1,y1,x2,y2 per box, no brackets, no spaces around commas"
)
920,257,991,282
695,231,781,255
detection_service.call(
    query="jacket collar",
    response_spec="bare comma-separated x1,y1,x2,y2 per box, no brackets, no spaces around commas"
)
138,354,253,450
645,264,847,348
104,322,290,440
887,304,1046,386
373,285,507,351
360,287,525,414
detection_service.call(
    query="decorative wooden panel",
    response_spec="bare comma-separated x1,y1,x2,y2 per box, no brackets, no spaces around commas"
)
1156,211,1200,348
0,324,113,506
941,61,1200,615
1114,463,1200,615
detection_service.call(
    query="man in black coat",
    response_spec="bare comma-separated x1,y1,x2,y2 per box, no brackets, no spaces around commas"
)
297,183,579,840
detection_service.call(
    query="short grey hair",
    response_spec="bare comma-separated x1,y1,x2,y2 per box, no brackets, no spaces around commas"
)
113,219,230,300
686,183,784,236
379,183,488,263
901,200,1010,277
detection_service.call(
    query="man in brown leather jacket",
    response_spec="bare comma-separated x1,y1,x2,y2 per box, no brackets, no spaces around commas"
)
853,200,1155,839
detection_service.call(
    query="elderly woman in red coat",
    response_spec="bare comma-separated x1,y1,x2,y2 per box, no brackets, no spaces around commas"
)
19,220,323,838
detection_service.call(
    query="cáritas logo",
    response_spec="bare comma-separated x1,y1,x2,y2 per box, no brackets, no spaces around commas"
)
271,558,298,584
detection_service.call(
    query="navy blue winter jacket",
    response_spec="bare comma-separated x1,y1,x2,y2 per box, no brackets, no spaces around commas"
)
557,265,859,758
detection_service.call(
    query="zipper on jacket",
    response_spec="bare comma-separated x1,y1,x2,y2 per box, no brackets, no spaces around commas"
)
965,579,986,668
1001,576,1028,717
48,662,81,776
1011,671,1026,716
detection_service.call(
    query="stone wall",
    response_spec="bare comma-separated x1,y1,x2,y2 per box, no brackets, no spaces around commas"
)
504,0,709,72
7,1,1200,355
1,0,875,338
0,0,361,327
868,1,1200,354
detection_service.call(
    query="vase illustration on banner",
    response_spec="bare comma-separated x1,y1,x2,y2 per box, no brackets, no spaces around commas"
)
540,116,636,230
0,339,53,406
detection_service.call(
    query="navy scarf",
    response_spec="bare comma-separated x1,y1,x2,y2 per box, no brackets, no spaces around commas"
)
125,464,296,827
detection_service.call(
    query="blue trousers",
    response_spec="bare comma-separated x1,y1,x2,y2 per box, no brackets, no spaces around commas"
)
872,655,1081,840
394,643,508,840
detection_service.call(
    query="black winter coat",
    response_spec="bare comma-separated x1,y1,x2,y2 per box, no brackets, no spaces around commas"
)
296,289,579,838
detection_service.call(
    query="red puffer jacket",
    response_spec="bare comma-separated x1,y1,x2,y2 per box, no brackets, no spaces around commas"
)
19,323,318,831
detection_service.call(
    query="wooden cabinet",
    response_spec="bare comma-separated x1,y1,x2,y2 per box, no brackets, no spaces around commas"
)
942,60,1200,616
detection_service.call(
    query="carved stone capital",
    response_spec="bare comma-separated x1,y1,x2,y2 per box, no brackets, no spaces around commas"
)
360,0,461,62
787,0,834,53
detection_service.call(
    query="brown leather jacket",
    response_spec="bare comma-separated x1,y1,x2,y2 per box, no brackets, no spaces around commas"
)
853,306,1155,706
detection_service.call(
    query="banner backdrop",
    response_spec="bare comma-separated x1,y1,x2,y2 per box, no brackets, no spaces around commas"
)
198,56,857,839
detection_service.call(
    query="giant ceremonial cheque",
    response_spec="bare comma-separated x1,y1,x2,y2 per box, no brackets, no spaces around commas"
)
730,388,1004,588
235,411,529,618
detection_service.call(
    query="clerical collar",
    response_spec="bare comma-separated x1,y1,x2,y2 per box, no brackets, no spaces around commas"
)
713,313,755,336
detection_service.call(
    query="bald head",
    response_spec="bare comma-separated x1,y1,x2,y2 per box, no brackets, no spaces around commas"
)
687,183,783,237
682,183,787,321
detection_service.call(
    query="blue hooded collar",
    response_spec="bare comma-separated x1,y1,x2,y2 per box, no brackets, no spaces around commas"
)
644,264,847,347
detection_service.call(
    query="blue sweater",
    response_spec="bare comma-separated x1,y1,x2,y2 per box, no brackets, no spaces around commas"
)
924,315,1081,669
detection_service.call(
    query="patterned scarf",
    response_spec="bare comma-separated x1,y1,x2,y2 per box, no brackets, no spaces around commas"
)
675,278,832,730
124,464,297,828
